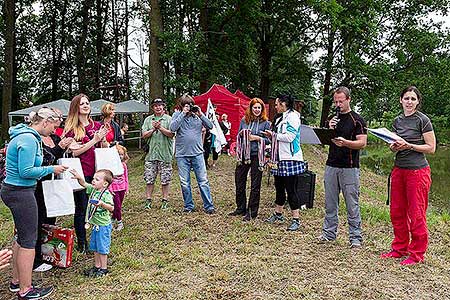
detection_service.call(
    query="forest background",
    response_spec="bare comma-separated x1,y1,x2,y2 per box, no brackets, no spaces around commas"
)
2,0,450,142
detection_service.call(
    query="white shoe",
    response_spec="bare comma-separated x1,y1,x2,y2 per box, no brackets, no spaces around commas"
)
116,222,124,231
33,263,53,272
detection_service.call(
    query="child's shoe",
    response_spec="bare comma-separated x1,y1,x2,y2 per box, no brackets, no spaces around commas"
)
84,266,100,277
144,198,152,209
93,268,109,277
161,199,169,210
116,221,124,231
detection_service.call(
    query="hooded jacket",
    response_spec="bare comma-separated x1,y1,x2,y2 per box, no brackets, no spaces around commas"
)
4,124,54,187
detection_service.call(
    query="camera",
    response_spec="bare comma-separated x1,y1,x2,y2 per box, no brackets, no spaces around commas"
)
189,103,200,113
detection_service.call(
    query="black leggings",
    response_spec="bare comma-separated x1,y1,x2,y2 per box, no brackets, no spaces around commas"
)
1,183,38,249
274,175,300,210
73,176,93,246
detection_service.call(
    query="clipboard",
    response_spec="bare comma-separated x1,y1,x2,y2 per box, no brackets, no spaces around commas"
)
312,128,336,145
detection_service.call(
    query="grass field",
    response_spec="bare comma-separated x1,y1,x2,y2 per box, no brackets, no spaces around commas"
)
1,145,450,299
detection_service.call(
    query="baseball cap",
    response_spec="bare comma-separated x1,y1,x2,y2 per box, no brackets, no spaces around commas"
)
151,98,165,106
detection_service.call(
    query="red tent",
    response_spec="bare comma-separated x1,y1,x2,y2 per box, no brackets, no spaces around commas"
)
234,89,251,101
194,84,250,143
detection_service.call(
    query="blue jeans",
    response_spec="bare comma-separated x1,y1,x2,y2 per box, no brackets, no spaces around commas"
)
176,155,214,211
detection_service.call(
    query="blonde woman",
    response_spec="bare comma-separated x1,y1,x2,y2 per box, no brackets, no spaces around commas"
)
101,103,123,146
1,107,67,299
64,94,108,253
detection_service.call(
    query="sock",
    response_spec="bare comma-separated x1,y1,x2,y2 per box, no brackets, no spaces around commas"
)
293,218,300,223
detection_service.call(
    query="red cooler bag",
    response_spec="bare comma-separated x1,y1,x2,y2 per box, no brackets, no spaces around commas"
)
41,225,74,268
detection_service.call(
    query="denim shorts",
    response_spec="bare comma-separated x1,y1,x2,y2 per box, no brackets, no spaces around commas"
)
89,223,112,255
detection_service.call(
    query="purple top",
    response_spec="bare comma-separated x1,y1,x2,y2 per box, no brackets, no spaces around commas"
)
65,121,102,177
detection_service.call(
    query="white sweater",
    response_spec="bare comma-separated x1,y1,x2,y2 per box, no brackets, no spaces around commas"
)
275,110,303,161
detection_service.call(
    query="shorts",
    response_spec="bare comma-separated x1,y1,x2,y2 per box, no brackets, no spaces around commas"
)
89,223,112,255
144,161,173,185
1,183,38,249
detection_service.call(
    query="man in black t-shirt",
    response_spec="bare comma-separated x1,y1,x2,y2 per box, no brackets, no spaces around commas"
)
319,87,367,248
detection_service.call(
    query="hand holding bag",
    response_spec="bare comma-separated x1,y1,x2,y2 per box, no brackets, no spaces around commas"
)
57,153,85,191
95,147,124,176
42,174,75,217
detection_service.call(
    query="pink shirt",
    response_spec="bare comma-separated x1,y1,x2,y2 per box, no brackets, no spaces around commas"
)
109,162,128,192
65,121,102,177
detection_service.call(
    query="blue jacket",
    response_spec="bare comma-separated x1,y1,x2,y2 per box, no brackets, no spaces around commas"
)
170,112,213,158
4,124,54,187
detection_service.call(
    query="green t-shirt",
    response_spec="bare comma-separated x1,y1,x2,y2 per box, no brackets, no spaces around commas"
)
142,114,173,163
85,184,114,226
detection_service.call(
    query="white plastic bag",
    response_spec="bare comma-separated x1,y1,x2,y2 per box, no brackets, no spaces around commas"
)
42,175,75,217
57,156,85,191
95,147,124,176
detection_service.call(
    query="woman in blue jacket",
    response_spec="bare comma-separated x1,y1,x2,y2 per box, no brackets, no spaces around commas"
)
1,107,67,299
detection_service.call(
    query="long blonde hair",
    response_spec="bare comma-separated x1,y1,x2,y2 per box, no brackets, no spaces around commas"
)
64,93,92,140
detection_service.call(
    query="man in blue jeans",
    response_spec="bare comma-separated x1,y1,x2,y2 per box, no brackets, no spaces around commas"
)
170,95,216,214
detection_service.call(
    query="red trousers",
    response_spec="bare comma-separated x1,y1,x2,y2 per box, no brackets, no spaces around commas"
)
390,166,431,262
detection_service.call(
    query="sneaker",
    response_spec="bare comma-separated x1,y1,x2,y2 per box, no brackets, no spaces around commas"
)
205,208,216,215
265,213,284,224
161,200,169,210
242,214,256,222
228,210,246,216
83,266,100,277
33,263,53,272
10,282,32,293
287,219,300,231
350,241,362,249
91,268,109,277
182,208,194,213
380,250,404,259
317,235,335,243
116,221,124,231
144,199,152,209
400,257,423,266
17,286,54,300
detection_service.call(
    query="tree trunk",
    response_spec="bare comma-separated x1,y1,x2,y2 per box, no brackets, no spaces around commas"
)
149,0,164,102
2,0,15,140
198,0,209,93
75,0,92,93
258,0,272,102
124,0,130,100
51,0,68,101
320,26,336,127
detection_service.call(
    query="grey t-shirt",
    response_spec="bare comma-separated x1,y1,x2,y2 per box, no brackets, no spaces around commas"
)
393,111,433,169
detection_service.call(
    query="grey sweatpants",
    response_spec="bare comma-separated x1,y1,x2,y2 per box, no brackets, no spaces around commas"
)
322,166,362,243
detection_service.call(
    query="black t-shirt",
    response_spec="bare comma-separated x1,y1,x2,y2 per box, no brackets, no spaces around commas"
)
326,111,367,168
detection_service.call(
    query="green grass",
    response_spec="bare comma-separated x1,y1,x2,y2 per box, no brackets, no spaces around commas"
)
1,145,450,299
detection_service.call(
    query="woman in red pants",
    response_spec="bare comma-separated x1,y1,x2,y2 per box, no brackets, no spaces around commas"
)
381,86,436,266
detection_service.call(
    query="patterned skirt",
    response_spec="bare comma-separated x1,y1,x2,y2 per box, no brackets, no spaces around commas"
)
271,160,306,176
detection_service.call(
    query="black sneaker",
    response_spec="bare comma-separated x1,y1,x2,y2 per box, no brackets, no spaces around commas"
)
228,210,246,216
9,282,20,293
83,266,100,277
17,286,54,300
92,268,109,277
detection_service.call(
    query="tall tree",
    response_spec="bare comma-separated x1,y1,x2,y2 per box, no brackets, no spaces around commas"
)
1,0,15,140
149,0,164,100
